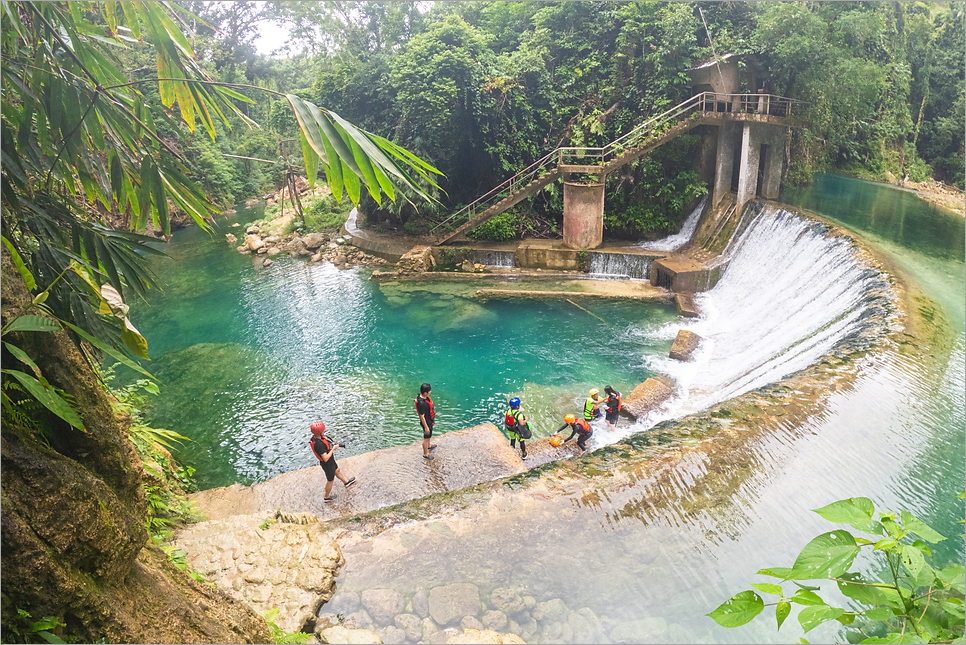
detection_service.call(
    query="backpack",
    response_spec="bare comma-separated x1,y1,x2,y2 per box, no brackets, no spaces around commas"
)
516,419,532,440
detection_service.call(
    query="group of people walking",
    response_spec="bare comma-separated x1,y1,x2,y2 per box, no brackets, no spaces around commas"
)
308,382,621,500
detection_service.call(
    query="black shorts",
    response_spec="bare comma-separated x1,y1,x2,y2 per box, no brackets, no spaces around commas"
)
423,423,434,439
320,458,337,481
605,412,619,423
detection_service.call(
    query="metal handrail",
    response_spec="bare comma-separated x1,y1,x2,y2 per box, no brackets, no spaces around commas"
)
431,91,805,237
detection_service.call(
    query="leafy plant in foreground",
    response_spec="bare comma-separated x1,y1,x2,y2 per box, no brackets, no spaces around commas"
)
708,495,965,643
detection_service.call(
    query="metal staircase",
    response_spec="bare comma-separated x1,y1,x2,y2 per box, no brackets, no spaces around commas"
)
432,91,802,245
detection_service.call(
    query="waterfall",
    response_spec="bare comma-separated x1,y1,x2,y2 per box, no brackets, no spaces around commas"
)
605,204,896,443
470,250,515,267
588,253,653,279
639,194,707,251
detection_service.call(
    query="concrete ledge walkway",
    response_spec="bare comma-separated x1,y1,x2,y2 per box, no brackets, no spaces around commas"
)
189,424,527,523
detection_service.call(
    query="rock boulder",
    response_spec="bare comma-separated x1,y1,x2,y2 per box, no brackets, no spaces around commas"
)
621,378,674,421
428,583,481,626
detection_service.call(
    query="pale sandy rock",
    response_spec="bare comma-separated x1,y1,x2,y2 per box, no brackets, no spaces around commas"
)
443,629,527,644
361,588,405,624
262,259,273,267
379,625,406,644
460,615,484,631
394,613,422,640
481,610,507,631
421,617,440,642
303,233,326,249
428,583,481,626
397,245,434,273
621,378,674,421
317,625,384,644
430,628,460,643
412,588,429,618
532,598,567,623
225,233,237,244
669,329,701,361
489,589,525,615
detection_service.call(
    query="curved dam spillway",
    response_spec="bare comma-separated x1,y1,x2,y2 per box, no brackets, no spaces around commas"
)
615,203,895,440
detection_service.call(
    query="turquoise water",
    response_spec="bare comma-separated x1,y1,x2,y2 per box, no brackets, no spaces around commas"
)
128,214,679,488
128,175,964,643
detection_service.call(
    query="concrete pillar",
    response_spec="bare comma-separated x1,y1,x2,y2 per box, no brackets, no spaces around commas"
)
563,182,604,249
713,122,737,207
759,124,785,200
736,122,760,213
760,142,783,200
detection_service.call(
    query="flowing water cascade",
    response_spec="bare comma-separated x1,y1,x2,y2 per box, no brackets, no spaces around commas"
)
639,194,707,251
468,249,516,267
587,252,653,279
601,205,896,446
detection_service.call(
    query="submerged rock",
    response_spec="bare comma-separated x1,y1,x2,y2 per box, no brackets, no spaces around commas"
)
621,378,674,421
428,583,481,626
361,588,404,624
317,625,384,644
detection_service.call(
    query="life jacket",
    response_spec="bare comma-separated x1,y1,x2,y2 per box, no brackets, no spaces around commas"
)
415,395,435,420
505,408,523,432
574,418,591,435
607,392,622,414
584,397,600,420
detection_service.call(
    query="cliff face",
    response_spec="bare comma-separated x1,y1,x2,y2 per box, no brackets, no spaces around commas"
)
0,255,270,644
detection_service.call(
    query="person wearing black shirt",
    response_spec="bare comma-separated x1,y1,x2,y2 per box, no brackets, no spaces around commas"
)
554,414,592,452
309,421,355,501
603,385,622,432
415,383,438,460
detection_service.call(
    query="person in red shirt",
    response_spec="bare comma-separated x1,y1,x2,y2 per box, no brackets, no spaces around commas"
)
415,383,438,460
309,421,355,502
602,385,622,432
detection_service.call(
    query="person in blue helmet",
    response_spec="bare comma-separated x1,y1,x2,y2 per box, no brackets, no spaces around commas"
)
504,397,530,460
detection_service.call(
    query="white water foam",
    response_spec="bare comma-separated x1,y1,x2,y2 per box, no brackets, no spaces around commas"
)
592,204,894,448
639,194,707,251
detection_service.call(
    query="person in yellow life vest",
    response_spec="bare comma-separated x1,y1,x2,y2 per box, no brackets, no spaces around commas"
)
504,397,529,460
584,388,604,421
602,385,622,432
553,413,592,452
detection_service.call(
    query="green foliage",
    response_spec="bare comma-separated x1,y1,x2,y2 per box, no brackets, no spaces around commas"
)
262,609,312,645
468,211,518,242
2,609,67,644
708,496,965,643
160,544,208,583
259,517,277,531
575,250,590,273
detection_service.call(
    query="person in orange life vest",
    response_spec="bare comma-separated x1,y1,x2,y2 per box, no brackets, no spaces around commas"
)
415,383,438,460
505,397,528,460
553,413,592,452
309,421,355,502
602,385,622,432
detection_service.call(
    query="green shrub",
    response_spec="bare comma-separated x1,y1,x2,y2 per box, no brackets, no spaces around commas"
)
906,156,932,183
403,219,422,236
468,211,517,241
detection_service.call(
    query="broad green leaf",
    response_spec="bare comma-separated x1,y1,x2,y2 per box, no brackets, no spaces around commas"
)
287,94,326,158
752,583,785,597
897,545,924,580
798,605,843,633
321,132,345,202
791,589,825,606
837,572,887,605
900,511,945,544
342,160,361,205
2,369,85,430
2,235,36,290
836,613,855,625
3,315,61,334
776,600,791,630
757,567,793,578
813,497,878,532
31,616,63,632
864,607,895,621
38,631,67,644
62,321,153,380
881,518,905,539
874,537,899,551
787,531,860,580
707,590,764,628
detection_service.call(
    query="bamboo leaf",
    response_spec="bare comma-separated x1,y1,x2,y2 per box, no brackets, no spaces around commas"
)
62,321,153,379
2,236,36,290
300,130,319,190
3,315,61,334
2,369,85,430
4,342,42,377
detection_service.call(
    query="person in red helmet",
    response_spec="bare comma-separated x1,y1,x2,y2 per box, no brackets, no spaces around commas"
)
309,421,356,502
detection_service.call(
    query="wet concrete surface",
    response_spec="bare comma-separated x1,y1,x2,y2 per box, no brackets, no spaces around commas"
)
189,424,528,522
